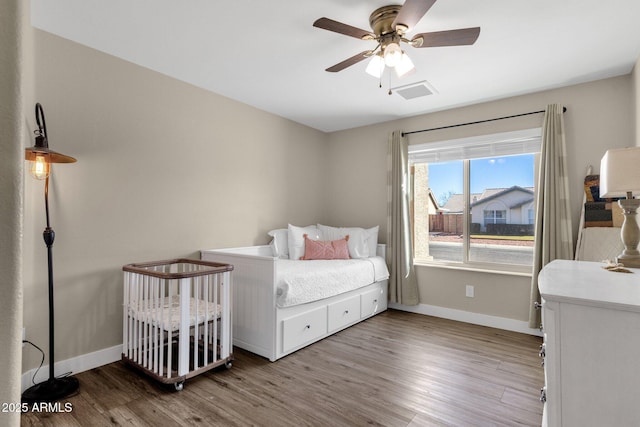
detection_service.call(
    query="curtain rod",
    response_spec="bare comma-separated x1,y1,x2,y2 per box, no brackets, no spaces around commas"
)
402,106,567,137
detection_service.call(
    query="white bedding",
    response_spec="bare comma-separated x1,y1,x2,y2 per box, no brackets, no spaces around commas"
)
275,256,389,307
130,295,222,331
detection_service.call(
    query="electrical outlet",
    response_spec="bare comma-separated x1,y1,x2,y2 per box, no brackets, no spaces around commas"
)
465,285,474,298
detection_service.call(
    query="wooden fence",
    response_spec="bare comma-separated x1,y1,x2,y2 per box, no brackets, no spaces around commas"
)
429,214,463,235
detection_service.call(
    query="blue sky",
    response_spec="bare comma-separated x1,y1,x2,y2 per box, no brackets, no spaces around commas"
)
428,154,535,205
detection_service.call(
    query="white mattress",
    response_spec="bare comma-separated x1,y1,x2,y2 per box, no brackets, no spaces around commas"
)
275,256,389,307
129,295,222,331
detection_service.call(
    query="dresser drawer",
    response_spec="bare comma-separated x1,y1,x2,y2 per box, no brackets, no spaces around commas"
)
328,295,361,333
282,306,327,353
361,287,384,318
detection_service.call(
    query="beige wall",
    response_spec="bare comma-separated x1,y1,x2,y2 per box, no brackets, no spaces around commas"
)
22,30,328,370
326,75,634,322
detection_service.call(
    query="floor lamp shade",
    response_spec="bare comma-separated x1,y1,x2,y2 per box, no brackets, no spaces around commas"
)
600,147,640,268
22,103,79,403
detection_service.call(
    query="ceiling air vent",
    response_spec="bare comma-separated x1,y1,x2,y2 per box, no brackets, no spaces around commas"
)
391,80,438,100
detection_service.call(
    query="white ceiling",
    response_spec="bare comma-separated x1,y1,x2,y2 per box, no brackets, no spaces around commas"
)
32,0,640,133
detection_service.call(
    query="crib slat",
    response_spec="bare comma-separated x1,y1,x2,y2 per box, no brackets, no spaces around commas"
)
159,280,165,378
193,275,200,370
222,271,230,358
203,274,209,367
166,282,173,379
177,277,189,376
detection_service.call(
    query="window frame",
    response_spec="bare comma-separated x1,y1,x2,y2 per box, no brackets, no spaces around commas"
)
409,128,541,275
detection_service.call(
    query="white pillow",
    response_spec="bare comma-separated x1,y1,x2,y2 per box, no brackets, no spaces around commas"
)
267,228,289,258
364,226,379,256
287,224,320,260
317,224,377,259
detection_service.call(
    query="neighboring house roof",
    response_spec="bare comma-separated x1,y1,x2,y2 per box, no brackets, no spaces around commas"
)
470,186,534,208
442,194,467,213
441,186,534,212
467,189,505,208
427,189,443,212
509,198,535,209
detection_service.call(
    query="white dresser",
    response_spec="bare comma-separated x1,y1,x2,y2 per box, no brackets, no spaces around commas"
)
538,259,640,427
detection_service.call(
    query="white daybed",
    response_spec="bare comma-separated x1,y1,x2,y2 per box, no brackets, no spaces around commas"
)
201,230,389,361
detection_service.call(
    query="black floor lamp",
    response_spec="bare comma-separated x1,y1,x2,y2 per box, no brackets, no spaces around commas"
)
22,103,80,403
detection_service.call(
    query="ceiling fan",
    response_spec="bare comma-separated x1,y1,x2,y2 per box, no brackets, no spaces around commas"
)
313,0,480,78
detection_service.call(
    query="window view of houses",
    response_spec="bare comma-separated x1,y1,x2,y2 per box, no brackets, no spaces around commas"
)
413,154,536,267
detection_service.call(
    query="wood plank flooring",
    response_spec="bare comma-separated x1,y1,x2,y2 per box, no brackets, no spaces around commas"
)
22,310,544,426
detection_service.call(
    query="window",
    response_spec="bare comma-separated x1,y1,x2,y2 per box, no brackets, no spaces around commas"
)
410,128,540,272
484,209,506,226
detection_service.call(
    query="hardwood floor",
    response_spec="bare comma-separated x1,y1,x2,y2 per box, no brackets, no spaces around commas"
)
22,310,544,426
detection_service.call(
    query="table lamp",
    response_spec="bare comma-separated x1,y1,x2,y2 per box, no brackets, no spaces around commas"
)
600,147,640,268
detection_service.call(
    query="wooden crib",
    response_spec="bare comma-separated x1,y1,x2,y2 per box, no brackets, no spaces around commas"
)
122,259,233,390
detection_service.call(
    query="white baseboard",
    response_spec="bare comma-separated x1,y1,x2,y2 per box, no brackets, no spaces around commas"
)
21,344,122,393
389,302,543,337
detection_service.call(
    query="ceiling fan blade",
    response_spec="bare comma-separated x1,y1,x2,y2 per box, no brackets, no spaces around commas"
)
393,0,437,31
313,17,374,40
412,27,481,47
325,51,371,72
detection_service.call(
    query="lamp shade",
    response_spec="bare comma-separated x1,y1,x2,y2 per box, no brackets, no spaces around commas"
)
25,138,77,164
25,103,76,179
365,54,384,78
600,147,640,198
25,146,77,164
394,53,415,78
383,42,402,67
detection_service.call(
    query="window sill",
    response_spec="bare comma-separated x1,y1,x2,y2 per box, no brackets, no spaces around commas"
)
413,259,533,277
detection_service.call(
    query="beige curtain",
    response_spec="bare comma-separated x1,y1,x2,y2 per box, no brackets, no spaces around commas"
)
387,131,419,305
528,104,574,328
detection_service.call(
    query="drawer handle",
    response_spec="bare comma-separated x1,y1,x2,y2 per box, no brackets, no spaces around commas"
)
540,387,547,403
304,325,310,330
344,310,349,315
373,299,378,304
539,344,546,367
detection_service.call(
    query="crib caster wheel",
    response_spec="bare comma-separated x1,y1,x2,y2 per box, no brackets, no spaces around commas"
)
174,381,184,391
225,360,233,369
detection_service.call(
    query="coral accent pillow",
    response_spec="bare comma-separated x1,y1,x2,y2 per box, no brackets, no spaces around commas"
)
300,234,350,260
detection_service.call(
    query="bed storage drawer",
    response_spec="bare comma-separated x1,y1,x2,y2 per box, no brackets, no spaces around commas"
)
282,306,327,353
327,295,361,333
361,287,384,318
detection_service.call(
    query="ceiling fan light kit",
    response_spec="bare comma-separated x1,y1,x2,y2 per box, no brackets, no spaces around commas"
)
383,41,402,67
313,0,480,87
395,53,415,78
365,54,384,78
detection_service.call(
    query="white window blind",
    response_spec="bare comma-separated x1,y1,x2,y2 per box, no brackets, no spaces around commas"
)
408,128,542,164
